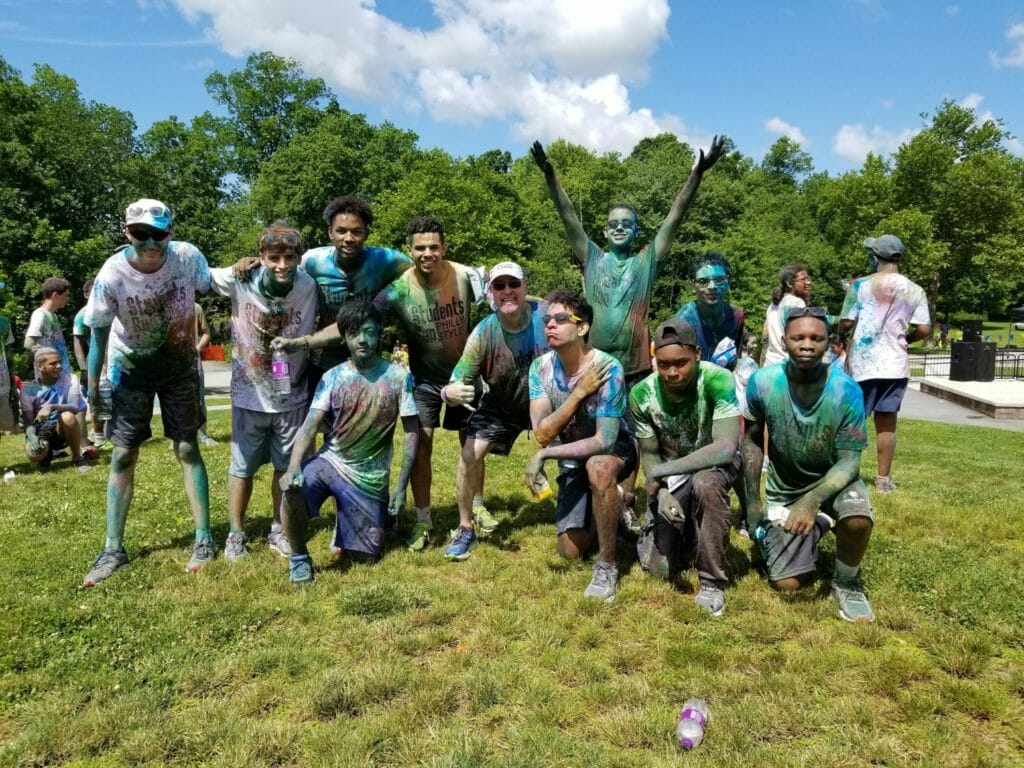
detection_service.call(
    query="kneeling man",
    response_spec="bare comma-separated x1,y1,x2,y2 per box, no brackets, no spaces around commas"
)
741,307,876,623
279,302,418,584
630,319,741,616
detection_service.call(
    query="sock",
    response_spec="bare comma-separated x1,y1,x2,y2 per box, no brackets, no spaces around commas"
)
834,559,860,584
472,496,485,509
195,528,212,544
415,506,432,525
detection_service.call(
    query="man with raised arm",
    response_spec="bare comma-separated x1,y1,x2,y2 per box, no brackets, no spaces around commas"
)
741,306,877,623
209,221,317,561
279,301,418,584
630,319,742,616
439,261,549,561
525,290,637,603
82,199,214,586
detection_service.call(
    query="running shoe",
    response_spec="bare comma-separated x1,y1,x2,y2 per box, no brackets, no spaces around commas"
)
406,521,432,552
289,554,314,585
443,527,476,561
267,524,292,557
83,547,128,586
583,561,618,603
693,584,725,616
472,506,499,536
832,578,875,623
224,531,250,562
186,538,215,572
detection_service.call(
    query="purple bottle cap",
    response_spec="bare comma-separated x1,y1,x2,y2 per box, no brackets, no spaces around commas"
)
679,736,695,750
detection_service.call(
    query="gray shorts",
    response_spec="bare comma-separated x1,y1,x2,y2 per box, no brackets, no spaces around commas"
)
554,432,638,534
757,480,874,582
229,406,305,477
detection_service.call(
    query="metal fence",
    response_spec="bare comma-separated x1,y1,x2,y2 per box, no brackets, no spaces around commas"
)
908,349,1024,381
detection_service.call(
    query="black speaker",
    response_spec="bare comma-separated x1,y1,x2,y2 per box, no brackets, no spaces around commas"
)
962,320,982,342
950,341,997,381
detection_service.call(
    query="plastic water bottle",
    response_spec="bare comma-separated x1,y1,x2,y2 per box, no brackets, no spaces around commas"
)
754,505,790,542
676,697,709,750
96,378,113,420
530,471,552,501
271,348,291,397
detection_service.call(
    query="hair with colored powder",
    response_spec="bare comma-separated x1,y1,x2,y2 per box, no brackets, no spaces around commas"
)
771,263,808,304
323,195,373,229
545,289,594,341
41,277,70,299
692,251,731,279
407,215,445,244
605,204,638,222
335,300,383,339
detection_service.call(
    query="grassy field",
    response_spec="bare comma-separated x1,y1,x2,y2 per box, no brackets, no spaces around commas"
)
0,412,1022,767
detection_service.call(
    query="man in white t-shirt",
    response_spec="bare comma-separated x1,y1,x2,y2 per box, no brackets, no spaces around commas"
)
210,221,317,561
840,235,931,494
82,198,215,586
24,276,72,375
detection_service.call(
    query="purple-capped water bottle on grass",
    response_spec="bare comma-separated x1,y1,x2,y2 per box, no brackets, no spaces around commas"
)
676,697,709,750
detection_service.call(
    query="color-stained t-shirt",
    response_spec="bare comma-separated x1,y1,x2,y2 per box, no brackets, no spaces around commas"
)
674,301,746,369
763,294,806,366
301,245,412,369
0,316,13,395
841,272,930,381
450,299,549,413
20,371,84,425
528,348,630,446
629,362,741,460
26,307,71,375
373,261,484,386
84,241,212,389
210,267,317,413
72,306,90,365
311,360,418,499
745,363,867,506
583,240,659,376
732,355,759,413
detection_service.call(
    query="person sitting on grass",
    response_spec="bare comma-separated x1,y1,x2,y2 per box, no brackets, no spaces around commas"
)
630,319,742,616
279,301,418,585
20,347,90,472
525,290,636,603
740,306,877,623
439,261,549,561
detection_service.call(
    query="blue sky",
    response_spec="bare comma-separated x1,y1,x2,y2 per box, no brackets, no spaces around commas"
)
2,0,1023,173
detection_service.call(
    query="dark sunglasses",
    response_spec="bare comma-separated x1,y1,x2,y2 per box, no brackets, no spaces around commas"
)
490,278,522,291
127,226,171,243
784,306,828,326
605,218,636,231
542,311,582,325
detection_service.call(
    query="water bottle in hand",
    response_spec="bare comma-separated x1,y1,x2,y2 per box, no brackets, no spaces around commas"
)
676,697,709,750
271,348,291,397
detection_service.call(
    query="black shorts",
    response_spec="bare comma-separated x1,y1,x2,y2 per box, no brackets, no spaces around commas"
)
464,394,531,456
414,379,476,431
859,378,908,414
110,376,201,448
29,419,68,463
554,432,638,534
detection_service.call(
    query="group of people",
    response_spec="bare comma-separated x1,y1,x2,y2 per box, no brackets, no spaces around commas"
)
11,136,933,625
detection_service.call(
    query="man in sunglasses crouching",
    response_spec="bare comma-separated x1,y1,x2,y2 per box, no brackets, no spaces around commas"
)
525,290,637,603
83,199,215,586
439,262,549,561
740,306,877,623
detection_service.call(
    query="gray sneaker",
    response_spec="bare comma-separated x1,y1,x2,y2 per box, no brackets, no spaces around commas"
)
83,547,128,586
289,554,314,585
186,538,215,572
267,524,292,557
583,561,618,603
198,432,219,447
874,476,897,493
224,531,250,562
832,579,875,623
694,584,725,616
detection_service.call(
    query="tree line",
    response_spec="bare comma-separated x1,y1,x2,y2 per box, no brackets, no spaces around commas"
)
2,51,1023,377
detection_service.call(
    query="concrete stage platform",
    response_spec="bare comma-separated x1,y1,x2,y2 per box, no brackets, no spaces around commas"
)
918,378,1024,419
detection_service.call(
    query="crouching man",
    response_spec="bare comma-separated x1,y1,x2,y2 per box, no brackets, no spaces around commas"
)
279,302,418,584
741,307,876,623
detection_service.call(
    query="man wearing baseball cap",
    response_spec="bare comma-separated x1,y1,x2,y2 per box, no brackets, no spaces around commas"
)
629,319,742,616
839,235,931,494
82,198,215,586
439,261,550,560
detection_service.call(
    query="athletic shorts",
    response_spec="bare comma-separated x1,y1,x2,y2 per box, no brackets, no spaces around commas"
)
297,455,388,557
109,376,201,448
554,432,638,535
414,379,476,431
859,377,908,414
463,394,530,456
229,406,305,477
757,480,874,582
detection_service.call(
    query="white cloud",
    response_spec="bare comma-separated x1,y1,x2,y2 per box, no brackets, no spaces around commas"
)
764,116,808,147
832,123,916,163
990,22,1024,68
959,92,984,110
170,0,708,154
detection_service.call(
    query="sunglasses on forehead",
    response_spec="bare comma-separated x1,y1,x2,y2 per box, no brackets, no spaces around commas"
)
127,225,171,243
259,231,301,249
542,311,582,325
489,278,521,291
784,306,828,326
127,204,170,219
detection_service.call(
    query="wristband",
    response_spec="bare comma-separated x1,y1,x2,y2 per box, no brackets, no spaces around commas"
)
440,386,449,403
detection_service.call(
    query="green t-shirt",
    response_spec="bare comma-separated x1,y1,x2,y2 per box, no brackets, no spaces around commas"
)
628,362,740,460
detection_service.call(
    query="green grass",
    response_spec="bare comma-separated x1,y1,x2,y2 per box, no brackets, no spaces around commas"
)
0,414,1022,766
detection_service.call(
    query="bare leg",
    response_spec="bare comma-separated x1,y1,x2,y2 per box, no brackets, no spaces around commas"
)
456,437,491,529
271,469,284,525
586,455,625,564
557,525,595,560
282,488,309,556
411,425,435,509
873,412,897,477
228,474,254,533
105,446,139,550
835,516,872,568
58,411,82,460
172,438,210,535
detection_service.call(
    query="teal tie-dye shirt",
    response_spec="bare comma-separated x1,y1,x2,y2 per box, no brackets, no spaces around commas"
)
628,362,741,461
745,364,867,506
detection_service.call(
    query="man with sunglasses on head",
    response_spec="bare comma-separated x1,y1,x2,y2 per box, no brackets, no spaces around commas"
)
526,290,637,603
740,306,877,623
82,198,215,586
439,261,549,560
673,252,745,370
209,221,317,562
